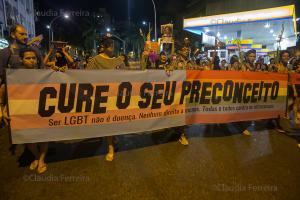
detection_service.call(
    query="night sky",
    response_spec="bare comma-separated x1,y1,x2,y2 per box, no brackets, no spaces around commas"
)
36,0,152,21
34,0,185,47
34,0,299,49
35,0,185,20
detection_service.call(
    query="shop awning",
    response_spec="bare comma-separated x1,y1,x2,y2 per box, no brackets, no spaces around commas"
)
184,5,297,51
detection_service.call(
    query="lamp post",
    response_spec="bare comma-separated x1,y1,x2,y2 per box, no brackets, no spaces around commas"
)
151,0,157,41
48,14,69,50
112,34,126,54
0,23,3,38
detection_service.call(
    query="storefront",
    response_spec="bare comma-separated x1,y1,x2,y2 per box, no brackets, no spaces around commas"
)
184,5,298,60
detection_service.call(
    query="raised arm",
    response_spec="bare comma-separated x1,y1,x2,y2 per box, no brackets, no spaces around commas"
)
62,48,74,64
43,48,54,64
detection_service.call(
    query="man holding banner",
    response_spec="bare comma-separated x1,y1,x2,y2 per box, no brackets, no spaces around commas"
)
86,35,125,161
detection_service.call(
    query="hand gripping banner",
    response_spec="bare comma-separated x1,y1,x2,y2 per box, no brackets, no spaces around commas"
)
6,69,287,144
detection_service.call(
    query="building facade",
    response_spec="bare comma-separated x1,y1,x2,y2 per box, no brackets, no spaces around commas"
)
0,0,35,39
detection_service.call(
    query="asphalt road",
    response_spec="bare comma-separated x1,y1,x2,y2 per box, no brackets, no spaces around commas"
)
0,122,300,200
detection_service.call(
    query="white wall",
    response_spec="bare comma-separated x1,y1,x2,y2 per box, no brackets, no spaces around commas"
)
1,0,35,38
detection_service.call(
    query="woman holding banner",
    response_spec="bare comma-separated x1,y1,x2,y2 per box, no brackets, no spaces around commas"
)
239,49,257,136
273,50,291,133
19,48,48,173
241,49,256,72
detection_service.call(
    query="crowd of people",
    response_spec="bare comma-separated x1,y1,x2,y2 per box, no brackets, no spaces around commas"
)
141,44,300,73
0,24,299,174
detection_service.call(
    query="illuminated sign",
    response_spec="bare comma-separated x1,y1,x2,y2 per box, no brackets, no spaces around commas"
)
251,44,263,49
226,40,264,50
226,39,253,45
184,5,295,28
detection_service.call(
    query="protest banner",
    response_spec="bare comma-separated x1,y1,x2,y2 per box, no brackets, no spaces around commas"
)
6,69,287,144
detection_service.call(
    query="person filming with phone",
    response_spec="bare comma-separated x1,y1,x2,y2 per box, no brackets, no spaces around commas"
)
44,44,74,72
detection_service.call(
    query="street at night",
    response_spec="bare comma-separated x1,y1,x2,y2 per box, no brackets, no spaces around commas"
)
1,122,300,199
1,0,300,199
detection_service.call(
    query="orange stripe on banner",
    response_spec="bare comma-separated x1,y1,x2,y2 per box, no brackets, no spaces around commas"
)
290,73,300,85
186,70,288,81
8,82,184,100
184,80,287,88
10,105,185,130
8,84,60,100
185,110,283,124
9,79,287,101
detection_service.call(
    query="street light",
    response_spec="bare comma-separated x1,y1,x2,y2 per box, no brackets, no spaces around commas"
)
151,0,157,41
106,27,111,32
48,14,69,50
46,25,50,29
141,21,151,37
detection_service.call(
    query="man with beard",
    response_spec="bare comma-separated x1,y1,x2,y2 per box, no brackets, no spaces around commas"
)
0,24,44,79
0,24,43,126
